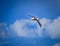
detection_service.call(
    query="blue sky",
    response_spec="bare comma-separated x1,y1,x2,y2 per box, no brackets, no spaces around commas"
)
1,0,60,24
0,0,60,46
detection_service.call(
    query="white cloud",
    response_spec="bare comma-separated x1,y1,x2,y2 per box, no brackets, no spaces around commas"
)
53,43,60,46
1,16,60,39
0,23,17,39
46,16,60,39
10,16,60,39
10,19,39,38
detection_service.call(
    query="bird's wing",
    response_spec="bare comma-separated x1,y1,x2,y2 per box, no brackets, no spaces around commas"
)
28,15,35,17
37,20,42,27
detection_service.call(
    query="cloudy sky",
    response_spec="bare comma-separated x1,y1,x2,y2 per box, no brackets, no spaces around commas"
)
0,0,60,46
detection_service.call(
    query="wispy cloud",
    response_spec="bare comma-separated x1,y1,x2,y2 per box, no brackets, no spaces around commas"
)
10,19,39,38
46,16,60,39
10,16,60,39
0,16,60,39
0,23,17,39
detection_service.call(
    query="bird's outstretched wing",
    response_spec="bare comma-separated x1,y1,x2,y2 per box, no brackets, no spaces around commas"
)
28,15,34,17
37,20,42,27
28,15,42,27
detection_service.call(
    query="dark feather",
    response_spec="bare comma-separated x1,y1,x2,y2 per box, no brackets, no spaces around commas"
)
37,20,42,27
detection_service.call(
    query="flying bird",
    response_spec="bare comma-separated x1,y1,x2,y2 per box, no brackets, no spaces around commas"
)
29,15,42,27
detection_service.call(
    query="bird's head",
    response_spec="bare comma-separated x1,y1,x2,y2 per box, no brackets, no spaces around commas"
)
31,16,35,20
31,16,38,20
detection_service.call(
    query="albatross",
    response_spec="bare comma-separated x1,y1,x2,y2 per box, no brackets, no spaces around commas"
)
29,15,42,27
